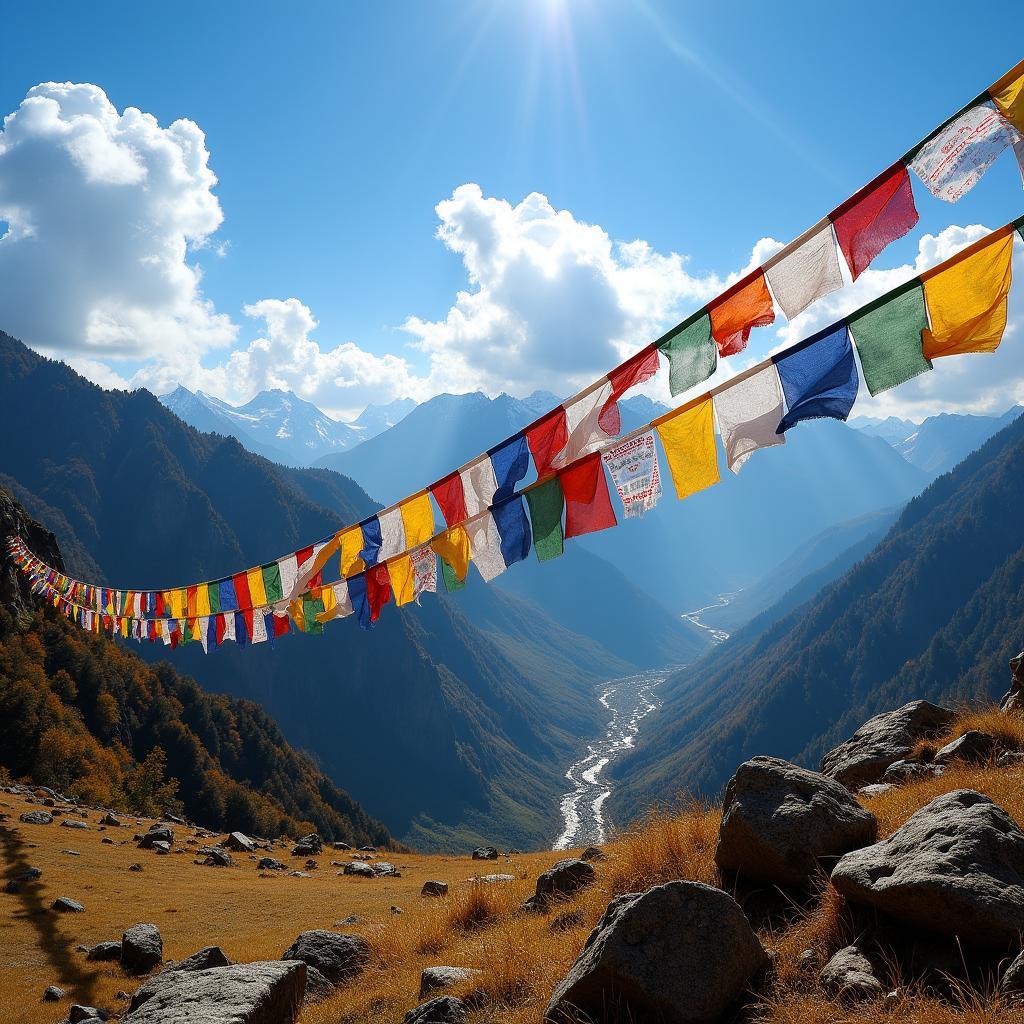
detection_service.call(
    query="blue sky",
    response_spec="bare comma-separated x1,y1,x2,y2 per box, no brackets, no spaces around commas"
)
2,1,1024,419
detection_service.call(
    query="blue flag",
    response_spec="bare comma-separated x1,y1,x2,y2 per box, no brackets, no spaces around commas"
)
773,323,859,433
488,433,530,502
492,495,531,568
358,517,383,567
348,571,373,631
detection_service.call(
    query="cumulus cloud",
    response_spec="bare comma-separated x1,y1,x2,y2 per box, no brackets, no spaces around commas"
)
0,82,236,361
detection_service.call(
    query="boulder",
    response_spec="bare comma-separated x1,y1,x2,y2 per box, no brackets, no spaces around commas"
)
580,846,606,862
258,857,286,871
478,873,514,883
419,966,480,999
342,861,374,877
122,961,306,1024
224,832,255,852
545,880,768,1024
472,846,499,860
831,790,1024,947
999,651,1024,713
359,845,376,853
19,810,53,825
138,826,173,849
820,701,955,789
301,965,334,1003
121,924,164,974
291,833,322,856
819,945,884,1001
857,784,895,798
69,1007,108,1022
87,940,123,962
129,947,233,1010
1001,948,1024,997
43,985,65,1001
372,861,399,877
100,812,121,826
421,880,449,897
404,996,467,1024
52,897,84,913
933,730,997,766
333,841,351,851
715,757,877,887
880,759,944,784
201,849,234,867
61,819,88,830
998,751,1024,768
280,930,369,985
151,841,171,855
530,859,595,909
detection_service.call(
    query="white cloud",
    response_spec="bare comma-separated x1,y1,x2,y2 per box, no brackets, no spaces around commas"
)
0,82,236,361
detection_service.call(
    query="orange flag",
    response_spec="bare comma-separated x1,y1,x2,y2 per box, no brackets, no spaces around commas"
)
708,270,776,357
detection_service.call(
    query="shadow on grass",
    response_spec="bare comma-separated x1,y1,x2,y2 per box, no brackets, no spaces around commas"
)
1,823,100,1006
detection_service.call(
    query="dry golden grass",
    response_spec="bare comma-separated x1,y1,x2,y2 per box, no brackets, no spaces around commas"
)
4,705,1024,1024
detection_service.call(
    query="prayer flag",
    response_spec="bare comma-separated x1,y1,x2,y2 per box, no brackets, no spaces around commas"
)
295,540,333,594
655,396,720,500
601,346,661,435
991,61,1024,133
207,582,220,616
251,607,269,643
366,564,392,625
487,434,530,502
358,517,384,566
526,407,569,477
920,226,1014,359
234,610,248,647
377,507,407,561
525,477,565,562
553,380,616,468
713,363,786,473
195,584,211,617
773,323,859,433
260,562,281,603
847,280,932,396
709,271,775,356
215,613,227,645
603,430,662,518
218,577,238,613
657,312,717,398
764,220,844,320
430,471,468,527
431,525,470,582
559,452,618,538
410,546,437,601
198,616,210,654
492,495,531,568
466,512,507,581
233,571,251,612
831,164,919,281
460,457,499,517
399,493,435,548
277,553,299,600
300,596,324,635
318,579,354,622
388,554,416,607
222,611,236,643
186,585,198,618
439,558,465,593
910,100,1021,202
273,612,290,638
339,527,366,577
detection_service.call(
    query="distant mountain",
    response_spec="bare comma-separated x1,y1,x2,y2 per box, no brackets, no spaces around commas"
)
351,397,417,438
611,411,1024,815
161,386,364,467
849,415,916,443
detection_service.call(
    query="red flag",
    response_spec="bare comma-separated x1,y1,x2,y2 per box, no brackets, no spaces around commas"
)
559,452,618,538
273,612,290,638
215,613,227,645
527,407,569,477
601,345,660,435
831,163,919,281
233,571,251,612
244,608,256,639
430,471,468,527
366,563,392,623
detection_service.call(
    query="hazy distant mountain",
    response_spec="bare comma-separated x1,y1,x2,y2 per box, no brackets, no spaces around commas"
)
849,415,916,443
161,386,365,467
351,397,417,438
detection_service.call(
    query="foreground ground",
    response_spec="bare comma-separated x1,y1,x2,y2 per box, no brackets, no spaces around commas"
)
3,706,1024,1024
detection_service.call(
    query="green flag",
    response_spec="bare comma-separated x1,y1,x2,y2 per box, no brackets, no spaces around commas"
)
525,477,565,562
207,582,220,615
439,558,465,593
262,562,283,603
657,312,716,397
302,596,325,634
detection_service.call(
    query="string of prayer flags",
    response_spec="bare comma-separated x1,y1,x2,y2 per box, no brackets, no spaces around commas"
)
399,493,435,548
831,164,919,281
600,345,661,435
920,226,1015,359
430,471,468,528
773,323,859,433
708,270,776,357
492,495,532,569
559,452,618,539
713,363,786,473
460,456,499,517
524,477,565,562
764,220,844,321
602,431,662,518
909,100,1022,203
466,513,507,582
847,279,932,396
488,434,531,502
654,395,720,500
318,579,353,624
657,313,716,398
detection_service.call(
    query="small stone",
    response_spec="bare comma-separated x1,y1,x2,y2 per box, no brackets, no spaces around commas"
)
128,863,143,872
19,810,53,825
61,849,81,856
477,873,514,883
404,996,467,1024
419,966,480,999
421,880,449,897
68,1006,108,1022
858,784,895,797
819,945,884,1001
529,859,595,909
333,841,351,851
223,831,255,852
342,861,374,877
258,857,286,871
100,812,121,826
52,896,85,913
121,923,163,974
61,819,88,830
579,846,606,862
87,940,122,962
997,751,1024,769
471,846,499,860
933,730,998,766
42,985,65,1001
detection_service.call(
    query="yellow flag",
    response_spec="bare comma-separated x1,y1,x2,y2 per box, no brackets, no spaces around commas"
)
247,566,268,607
389,554,416,606
314,584,337,623
431,525,470,581
339,527,366,577
654,395,721,501
288,597,305,632
399,493,435,548
170,589,186,619
921,227,1014,359
195,585,211,617
991,60,1024,132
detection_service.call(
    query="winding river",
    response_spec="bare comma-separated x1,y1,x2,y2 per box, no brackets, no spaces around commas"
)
552,593,738,849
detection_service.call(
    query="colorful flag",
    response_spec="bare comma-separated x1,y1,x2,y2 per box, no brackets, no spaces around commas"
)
366,564,392,625
708,271,775,356
460,457,499,517
491,495,531,568
195,584,211,617
217,577,237,614
654,395,720,500
831,163,919,281
657,312,717,398
261,561,282,603
222,610,236,643
319,579,354,622
410,545,437,601
399,493,435,548
198,616,210,653
552,379,617,469
358,517,384,566
207,582,220,616
488,434,530,502
601,346,661,435
377,507,407,561
466,512,507,582
388,553,416,607
991,61,1024,133
251,607,270,644
439,558,465,593
525,477,564,562
276,553,298,600
920,227,1014,359
713,364,786,473
773,323,859,433
339,527,366,577
847,280,932,396
431,525,470,583
909,100,1021,202
764,219,844,320
603,431,662,518
296,539,335,594
526,407,569,477
559,452,618,538
232,572,251,612
430,471,468,527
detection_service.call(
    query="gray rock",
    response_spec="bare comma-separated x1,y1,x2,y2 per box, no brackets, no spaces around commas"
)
419,967,479,999
999,651,1024,713
52,896,84,913
281,930,369,985
472,846,499,860
998,751,1024,768
478,874,514,883
333,841,351,851
224,832,255,853
531,859,595,908
43,985,65,1001
201,849,234,867
421,880,449,897
3,879,21,894
258,857,286,871
832,789,1024,947
545,880,768,1024
18,866,42,881
934,730,997,766
69,1007,108,1022
819,945,884,1001
100,812,121,826
128,863,143,872
372,861,399,877
128,947,233,1010
61,819,88,830
820,701,955,789
342,861,374,877
404,996,467,1024
123,961,306,1024
580,846,605,862
880,759,944,784
138,825,173,849
87,940,123,961
291,832,322,856
121,924,164,975
359,845,376,853
1001,948,1024,996
19,810,53,825
151,841,171,855
858,784,895,798
715,756,877,887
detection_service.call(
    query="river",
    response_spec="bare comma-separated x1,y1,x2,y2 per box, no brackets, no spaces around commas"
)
551,593,737,850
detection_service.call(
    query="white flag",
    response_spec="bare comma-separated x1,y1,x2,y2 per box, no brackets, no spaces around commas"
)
764,220,844,321
410,545,437,601
552,379,615,468
377,507,407,561
460,457,498,517
603,430,662,518
466,512,507,582
713,364,786,474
